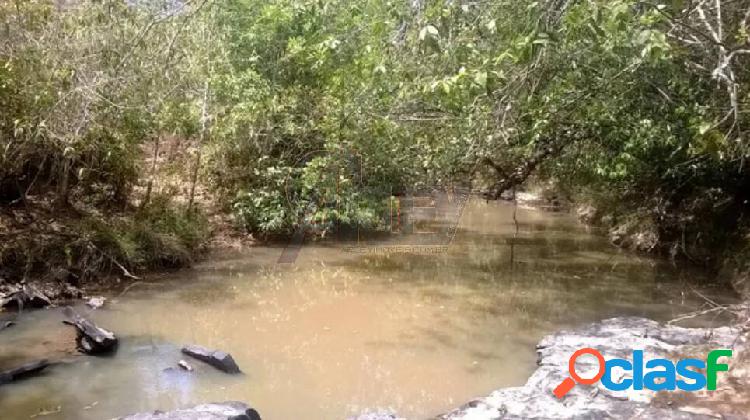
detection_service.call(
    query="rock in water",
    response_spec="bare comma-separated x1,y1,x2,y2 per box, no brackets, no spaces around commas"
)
85,296,106,309
178,360,193,372
181,344,241,374
1,285,52,310
436,317,739,420
118,402,260,420
62,306,118,354
0,360,50,385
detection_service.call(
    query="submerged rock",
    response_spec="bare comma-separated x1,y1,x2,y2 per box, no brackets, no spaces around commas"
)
0,359,50,385
118,402,260,420
181,344,241,374
62,306,118,354
437,317,740,420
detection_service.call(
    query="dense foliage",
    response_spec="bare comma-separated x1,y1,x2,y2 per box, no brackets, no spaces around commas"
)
1,0,748,281
203,0,749,266
0,0,209,281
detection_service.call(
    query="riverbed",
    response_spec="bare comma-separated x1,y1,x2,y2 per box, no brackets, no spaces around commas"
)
0,199,736,419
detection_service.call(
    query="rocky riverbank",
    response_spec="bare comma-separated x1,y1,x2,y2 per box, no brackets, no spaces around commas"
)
6,312,747,420
118,402,261,420
436,317,749,420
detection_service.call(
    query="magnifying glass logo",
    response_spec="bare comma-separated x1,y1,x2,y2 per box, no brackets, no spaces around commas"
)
553,348,605,399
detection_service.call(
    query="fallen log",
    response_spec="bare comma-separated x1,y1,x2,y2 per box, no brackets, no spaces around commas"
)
0,359,50,385
181,345,241,374
62,307,118,354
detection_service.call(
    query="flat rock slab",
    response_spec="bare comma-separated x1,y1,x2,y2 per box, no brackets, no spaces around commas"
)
0,359,50,385
437,317,741,420
181,344,241,374
118,402,260,420
62,306,118,354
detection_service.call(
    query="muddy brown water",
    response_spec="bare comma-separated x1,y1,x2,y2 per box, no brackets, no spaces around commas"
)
0,200,737,419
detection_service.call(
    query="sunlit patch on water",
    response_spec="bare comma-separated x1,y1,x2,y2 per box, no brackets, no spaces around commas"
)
0,199,737,419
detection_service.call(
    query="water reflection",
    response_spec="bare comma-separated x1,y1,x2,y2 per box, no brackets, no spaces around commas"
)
0,199,737,419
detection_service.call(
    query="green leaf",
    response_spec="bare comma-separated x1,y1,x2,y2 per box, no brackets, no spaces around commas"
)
419,25,439,42
474,71,487,89
486,19,496,34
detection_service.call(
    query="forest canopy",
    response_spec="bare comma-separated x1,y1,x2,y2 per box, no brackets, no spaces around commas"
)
1,0,748,281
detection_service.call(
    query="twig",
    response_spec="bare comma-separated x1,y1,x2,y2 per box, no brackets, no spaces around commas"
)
667,306,727,325
116,281,159,298
691,286,721,308
88,243,140,280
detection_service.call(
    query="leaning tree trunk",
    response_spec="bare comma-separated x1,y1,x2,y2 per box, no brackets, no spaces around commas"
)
484,130,580,199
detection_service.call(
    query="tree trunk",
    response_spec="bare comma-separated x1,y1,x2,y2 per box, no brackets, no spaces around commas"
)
141,135,160,210
186,81,209,216
56,158,71,207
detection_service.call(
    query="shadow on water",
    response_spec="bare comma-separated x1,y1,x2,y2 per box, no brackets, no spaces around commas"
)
0,199,739,420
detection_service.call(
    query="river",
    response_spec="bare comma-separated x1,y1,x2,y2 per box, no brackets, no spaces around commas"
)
0,199,736,419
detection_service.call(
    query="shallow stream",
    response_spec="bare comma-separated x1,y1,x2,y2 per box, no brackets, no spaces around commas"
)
0,200,735,419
